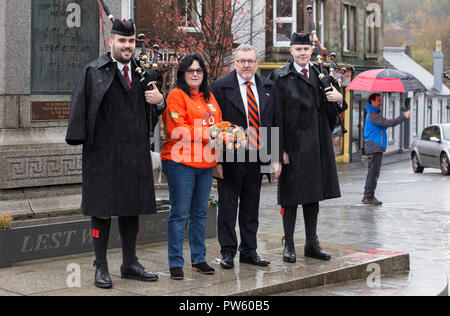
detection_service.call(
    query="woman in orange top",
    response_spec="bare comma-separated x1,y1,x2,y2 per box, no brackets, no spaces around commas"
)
161,54,222,280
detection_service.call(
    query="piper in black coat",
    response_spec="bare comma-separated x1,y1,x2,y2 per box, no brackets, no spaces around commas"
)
66,21,163,288
269,32,347,263
210,45,283,269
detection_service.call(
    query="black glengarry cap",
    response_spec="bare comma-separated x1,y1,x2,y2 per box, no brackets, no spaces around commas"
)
290,32,312,46
111,18,136,37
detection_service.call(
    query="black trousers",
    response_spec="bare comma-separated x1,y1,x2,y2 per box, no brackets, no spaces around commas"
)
217,162,263,257
364,152,384,198
91,216,139,267
282,202,319,243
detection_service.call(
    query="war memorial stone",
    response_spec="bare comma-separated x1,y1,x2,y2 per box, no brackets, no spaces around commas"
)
0,0,120,193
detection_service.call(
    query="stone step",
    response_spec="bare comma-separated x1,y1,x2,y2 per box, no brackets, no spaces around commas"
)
228,246,411,296
276,270,448,296
0,239,413,296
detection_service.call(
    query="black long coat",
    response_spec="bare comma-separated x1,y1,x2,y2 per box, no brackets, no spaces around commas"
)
66,53,159,217
269,62,345,206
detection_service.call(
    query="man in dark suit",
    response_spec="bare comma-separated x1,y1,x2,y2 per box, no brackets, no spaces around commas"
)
210,44,283,269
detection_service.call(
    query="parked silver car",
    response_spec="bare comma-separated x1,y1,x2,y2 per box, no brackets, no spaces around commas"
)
411,124,450,175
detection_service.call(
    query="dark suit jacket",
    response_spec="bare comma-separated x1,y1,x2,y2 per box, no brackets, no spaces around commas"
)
210,70,283,166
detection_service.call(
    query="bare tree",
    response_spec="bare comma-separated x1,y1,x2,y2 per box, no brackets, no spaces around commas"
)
135,0,273,81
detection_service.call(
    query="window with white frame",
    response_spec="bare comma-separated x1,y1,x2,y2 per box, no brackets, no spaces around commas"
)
273,0,297,47
343,4,356,53
312,0,325,45
122,0,134,19
178,0,201,31
365,9,378,54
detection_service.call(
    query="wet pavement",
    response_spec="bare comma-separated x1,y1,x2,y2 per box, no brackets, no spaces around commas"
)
0,157,449,296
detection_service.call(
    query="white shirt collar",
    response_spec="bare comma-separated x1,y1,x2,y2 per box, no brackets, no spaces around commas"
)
111,56,131,73
293,62,309,74
236,73,256,87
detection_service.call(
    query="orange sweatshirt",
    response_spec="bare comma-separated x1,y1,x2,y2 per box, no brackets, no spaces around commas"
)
160,88,222,169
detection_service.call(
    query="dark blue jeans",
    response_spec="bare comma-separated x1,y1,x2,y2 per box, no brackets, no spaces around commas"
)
162,160,213,268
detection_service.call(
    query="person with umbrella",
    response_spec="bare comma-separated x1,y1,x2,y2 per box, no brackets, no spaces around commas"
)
346,68,422,205
362,93,411,205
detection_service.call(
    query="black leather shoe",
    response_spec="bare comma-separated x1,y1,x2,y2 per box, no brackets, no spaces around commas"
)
240,254,270,266
304,236,331,261
192,262,215,274
220,254,235,270
170,267,184,280
282,237,297,263
121,261,159,282
94,261,112,289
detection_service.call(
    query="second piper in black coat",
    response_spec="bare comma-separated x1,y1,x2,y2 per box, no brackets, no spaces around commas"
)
269,33,346,263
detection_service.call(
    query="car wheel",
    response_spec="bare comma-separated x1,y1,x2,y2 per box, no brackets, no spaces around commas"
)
412,153,424,173
441,153,450,176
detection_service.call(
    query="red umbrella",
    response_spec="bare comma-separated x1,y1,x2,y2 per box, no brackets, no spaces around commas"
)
346,69,424,93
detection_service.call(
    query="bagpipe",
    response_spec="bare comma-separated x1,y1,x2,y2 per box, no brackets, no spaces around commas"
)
97,0,165,136
306,4,348,134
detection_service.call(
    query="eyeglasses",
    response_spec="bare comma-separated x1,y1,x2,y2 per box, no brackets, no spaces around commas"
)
186,68,204,75
235,60,258,65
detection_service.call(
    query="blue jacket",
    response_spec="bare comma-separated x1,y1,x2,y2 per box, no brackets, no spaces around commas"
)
364,103,406,154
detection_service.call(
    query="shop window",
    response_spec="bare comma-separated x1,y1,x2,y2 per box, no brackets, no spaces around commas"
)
343,4,356,53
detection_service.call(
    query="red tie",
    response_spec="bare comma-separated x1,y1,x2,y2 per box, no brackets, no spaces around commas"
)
301,68,309,80
246,82,260,150
123,65,132,89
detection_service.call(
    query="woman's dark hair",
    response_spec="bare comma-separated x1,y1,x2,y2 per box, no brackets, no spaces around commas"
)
176,53,211,102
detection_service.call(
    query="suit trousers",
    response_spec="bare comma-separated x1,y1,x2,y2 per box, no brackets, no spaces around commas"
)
218,161,263,258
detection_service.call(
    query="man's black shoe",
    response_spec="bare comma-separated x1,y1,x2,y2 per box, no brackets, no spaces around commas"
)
170,267,184,280
362,197,383,206
192,262,215,274
304,236,331,261
121,261,158,282
94,261,112,289
240,254,270,266
220,254,234,270
282,237,297,263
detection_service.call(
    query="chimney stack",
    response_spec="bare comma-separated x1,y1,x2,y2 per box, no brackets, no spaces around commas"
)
405,46,412,57
433,40,443,93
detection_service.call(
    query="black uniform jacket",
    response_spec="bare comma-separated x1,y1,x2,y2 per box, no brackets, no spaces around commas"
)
270,62,347,206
